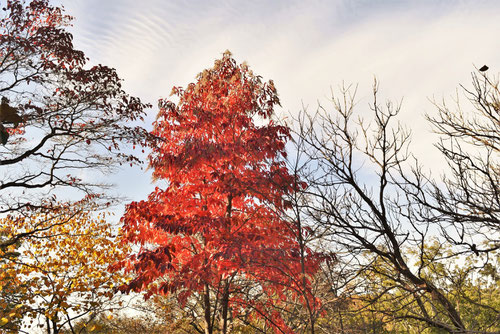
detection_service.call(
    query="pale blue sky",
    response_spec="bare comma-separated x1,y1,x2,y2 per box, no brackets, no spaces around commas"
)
57,0,500,210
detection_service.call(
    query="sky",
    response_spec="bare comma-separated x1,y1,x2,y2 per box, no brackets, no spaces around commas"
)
57,0,500,208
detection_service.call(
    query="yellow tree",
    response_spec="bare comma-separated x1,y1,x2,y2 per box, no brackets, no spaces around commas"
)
0,227,26,332
0,200,131,334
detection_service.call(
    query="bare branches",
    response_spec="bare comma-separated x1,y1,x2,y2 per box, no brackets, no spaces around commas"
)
290,80,499,333
421,71,500,254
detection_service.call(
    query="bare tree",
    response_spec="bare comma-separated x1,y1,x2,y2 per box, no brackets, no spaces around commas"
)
419,70,499,255
291,80,499,333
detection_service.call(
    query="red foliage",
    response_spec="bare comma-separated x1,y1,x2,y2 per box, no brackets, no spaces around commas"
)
0,0,150,206
120,52,322,332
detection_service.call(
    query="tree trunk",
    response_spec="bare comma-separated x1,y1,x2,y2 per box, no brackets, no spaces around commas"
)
52,318,59,334
220,280,230,334
46,316,51,334
203,284,213,334
220,193,233,333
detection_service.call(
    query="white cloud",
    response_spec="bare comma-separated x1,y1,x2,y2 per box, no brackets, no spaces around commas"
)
61,0,500,200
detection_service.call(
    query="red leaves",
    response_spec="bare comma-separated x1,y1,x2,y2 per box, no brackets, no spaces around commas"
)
120,53,321,332
0,0,151,155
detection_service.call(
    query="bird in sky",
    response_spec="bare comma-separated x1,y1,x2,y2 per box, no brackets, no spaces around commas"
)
479,65,489,72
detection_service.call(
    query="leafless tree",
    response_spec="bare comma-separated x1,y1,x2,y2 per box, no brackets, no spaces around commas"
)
416,70,499,255
290,80,499,333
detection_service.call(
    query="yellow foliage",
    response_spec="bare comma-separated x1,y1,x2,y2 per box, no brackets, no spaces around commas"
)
0,203,131,329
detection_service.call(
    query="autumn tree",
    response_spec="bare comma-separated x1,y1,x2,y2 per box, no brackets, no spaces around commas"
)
0,200,131,333
0,0,149,248
119,52,323,334
0,227,25,333
315,243,500,334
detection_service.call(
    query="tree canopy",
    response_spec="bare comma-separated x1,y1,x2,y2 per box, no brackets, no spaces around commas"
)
119,51,324,334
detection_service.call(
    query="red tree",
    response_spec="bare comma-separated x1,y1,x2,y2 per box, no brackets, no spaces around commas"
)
0,0,149,218
120,52,322,333
0,1,149,252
